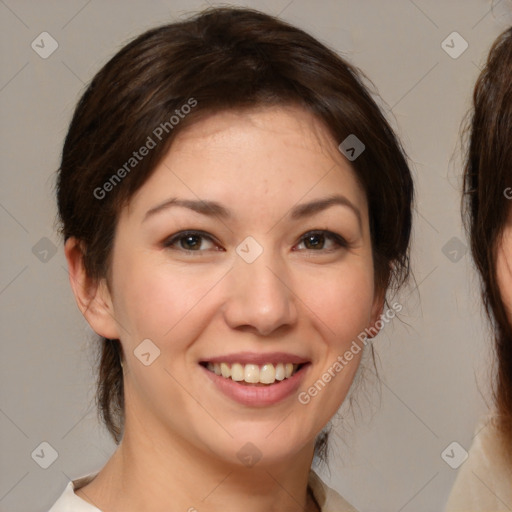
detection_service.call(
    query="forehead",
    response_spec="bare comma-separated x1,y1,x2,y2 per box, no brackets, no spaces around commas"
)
124,105,368,223
171,105,343,166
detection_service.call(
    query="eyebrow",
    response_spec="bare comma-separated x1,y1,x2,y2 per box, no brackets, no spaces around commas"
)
143,194,362,228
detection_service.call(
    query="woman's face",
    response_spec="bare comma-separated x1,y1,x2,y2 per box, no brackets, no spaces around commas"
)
93,105,382,467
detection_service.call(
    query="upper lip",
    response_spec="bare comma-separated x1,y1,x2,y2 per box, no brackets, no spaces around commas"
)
200,352,310,365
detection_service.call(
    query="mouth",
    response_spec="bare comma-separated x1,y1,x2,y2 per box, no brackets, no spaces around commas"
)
200,361,306,386
199,352,311,406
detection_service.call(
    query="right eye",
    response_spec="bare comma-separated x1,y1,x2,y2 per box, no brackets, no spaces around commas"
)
162,230,221,254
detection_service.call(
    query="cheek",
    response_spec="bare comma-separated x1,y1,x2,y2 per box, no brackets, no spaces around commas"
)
300,266,374,417
296,263,376,344
113,257,227,346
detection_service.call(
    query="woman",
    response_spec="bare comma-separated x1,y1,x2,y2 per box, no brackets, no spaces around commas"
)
48,7,413,512
445,27,512,511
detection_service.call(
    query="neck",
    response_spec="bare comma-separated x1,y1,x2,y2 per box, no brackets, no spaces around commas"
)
77,412,318,512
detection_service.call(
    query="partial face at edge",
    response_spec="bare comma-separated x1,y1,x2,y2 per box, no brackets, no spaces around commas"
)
92,105,383,466
496,216,512,321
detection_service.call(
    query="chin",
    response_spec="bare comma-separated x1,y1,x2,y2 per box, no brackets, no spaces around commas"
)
199,420,316,469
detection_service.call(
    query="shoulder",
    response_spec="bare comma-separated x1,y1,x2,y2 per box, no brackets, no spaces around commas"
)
47,474,100,512
445,415,512,512
309,470,359,512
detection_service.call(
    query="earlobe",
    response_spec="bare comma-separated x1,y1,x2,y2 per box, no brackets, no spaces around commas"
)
64,237,120,339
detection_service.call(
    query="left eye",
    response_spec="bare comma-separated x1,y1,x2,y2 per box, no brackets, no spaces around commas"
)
295,230,347,251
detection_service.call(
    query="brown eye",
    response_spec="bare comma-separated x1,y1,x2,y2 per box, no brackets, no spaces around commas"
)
163,231,218,252
296,230,347,251
303,233,326,249
179,234,203,250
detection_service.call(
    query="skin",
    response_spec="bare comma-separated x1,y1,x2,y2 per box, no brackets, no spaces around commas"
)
497,220,512,316
65,105,384,512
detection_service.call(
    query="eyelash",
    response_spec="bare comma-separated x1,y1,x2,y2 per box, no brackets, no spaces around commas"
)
161,229,348,255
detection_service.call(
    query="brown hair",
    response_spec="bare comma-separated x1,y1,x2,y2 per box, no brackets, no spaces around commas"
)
56,7,413,457
463,26,512,448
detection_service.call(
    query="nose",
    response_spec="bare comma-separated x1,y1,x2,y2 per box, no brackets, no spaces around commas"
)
222,249,298,337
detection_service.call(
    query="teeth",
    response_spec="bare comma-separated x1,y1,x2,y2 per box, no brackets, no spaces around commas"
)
275,363,285,381
244,364,260,383
259,364,275,384
231,363,244,381
205,362,301,385
220,362,231,378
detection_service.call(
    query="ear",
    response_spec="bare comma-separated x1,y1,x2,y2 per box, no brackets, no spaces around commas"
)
64,237,120,339
366,285,386,339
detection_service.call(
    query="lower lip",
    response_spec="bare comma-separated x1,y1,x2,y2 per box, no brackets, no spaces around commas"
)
201,364,310,406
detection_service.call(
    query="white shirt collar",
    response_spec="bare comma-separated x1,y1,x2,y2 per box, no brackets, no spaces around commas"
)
48,470,358,511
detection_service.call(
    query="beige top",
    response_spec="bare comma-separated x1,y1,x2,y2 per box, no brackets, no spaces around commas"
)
48,469,358,511
445,415,512,512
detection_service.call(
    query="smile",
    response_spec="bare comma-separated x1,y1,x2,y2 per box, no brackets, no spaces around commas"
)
203,362,302,385
199,353,311,406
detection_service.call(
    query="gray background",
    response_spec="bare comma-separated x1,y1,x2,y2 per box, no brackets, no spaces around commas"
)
0,1,508,511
